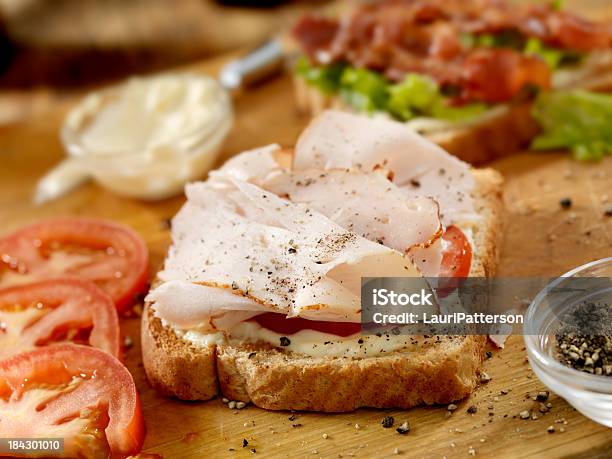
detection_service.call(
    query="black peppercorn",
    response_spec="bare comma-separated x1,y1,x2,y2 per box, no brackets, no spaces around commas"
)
559,197,572,209
381,416,394,428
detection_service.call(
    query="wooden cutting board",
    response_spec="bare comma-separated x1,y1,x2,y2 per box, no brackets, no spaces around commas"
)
1,54,611,458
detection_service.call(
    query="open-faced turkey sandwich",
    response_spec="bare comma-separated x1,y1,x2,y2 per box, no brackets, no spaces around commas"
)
142,110,503,412
291,0,612,164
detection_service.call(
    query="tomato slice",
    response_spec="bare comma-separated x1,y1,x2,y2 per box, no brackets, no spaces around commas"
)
0,344,144,458
0,279,121,361
0,218,149,313
439,225,472,278
459,48,551,103
253,313,360,337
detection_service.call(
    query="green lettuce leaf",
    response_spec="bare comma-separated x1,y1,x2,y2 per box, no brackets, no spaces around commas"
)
387,74,488,122
339,67,389,112
523,38,582,69
552,0,564,10
296,61,488,122
524,38,563,69
430,102,489,122
295,56,344,94
387,74,440,120
531,90,612,160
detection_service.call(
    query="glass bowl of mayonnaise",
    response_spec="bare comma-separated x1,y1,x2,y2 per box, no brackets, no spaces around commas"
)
37,73,233,202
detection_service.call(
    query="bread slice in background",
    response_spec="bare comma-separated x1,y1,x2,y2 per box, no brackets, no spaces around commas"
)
293,76,538,166
293,56,612,166
142,164,504,411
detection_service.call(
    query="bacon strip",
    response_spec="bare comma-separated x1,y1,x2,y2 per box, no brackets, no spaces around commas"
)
292,0,611,103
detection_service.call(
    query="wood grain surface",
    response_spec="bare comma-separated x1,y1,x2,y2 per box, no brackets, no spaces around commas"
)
1,55,612,459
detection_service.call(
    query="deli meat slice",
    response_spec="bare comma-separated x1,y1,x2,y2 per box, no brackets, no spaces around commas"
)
215,149,444,275
147,282,265,330
213,144,286,183
294,110,479,225
262,169,442,254
150,177,420,328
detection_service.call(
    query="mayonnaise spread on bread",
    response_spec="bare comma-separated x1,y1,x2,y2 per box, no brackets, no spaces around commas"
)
147,111,478,353
170,320,432,358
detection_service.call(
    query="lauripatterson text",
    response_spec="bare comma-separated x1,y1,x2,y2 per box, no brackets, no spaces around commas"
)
372,312,524,325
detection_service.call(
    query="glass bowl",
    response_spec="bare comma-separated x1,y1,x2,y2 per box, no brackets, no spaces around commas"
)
38,73,233,202
524,257,612,427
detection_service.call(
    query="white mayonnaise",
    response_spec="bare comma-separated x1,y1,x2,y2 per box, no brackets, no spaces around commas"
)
77,75,229,155
36,74,233,203
171,319,427,358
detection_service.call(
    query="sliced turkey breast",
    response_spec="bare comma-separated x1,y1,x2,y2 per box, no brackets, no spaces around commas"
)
294,110,479,225
214,149,444,274
149,176,420,329
212,144,286,183
263,168,442,253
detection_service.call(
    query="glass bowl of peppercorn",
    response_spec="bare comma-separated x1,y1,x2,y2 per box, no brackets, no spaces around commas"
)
524,257,612,427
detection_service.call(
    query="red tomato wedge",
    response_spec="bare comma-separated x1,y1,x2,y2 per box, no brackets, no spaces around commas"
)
0,217,149,313
253,313,361,337
0,279,121,361
0,344,144,458
439,225,473,278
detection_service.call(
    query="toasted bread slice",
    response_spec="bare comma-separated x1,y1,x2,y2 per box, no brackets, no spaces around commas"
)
216,335,485,411
293,58,612,165
142,168,503,410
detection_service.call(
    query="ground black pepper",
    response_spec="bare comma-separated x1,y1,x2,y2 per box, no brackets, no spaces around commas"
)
381,416,394,428
559,198,572,209
555,301,611,376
